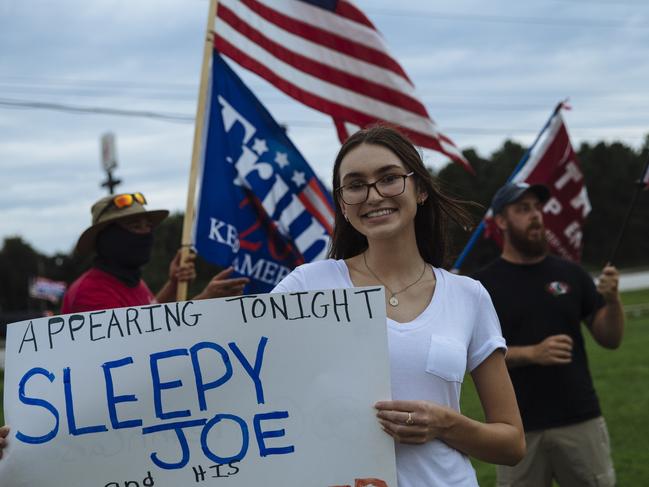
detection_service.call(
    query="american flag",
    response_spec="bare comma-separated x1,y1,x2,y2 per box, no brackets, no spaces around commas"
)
213,0,472,172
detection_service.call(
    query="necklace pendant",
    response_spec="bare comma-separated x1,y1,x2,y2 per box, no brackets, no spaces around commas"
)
389,296,399,307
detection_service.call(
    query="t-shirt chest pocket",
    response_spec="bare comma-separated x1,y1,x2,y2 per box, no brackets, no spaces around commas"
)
425,335,467,383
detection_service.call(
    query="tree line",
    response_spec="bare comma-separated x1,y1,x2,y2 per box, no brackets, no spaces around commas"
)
1,135,648,319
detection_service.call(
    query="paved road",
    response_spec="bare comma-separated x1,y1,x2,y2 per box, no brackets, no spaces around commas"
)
618,269,649,292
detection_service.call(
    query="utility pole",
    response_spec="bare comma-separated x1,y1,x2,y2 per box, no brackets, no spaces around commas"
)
100,132,122,194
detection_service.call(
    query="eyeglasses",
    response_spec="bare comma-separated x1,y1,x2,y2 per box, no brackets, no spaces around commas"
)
97,192,147,219
336,172,414,205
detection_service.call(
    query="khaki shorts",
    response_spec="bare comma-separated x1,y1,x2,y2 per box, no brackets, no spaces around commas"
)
496,416,616,487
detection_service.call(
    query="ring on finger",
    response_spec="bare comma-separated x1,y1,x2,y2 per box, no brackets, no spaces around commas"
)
406,412,414,425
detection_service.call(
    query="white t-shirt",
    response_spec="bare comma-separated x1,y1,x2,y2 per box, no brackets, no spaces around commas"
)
273,259,506,487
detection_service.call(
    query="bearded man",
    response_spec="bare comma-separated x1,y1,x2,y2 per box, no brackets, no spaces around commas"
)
473,182,624,487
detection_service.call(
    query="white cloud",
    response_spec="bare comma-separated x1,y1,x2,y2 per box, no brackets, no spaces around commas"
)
1,0,649,254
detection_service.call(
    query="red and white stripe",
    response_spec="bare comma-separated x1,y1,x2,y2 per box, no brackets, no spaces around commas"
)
213,0,472,172
299,178,335,234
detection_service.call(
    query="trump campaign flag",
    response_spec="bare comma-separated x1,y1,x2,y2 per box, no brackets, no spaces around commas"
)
453,103,589,270
213,0,472,172
28,276,67,303
505,109,590,261
487,105,590,261
193,53,334,293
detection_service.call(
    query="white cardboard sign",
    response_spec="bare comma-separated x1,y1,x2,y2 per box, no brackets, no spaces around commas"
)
0,288,396,487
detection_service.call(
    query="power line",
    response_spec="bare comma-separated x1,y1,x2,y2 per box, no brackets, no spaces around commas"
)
3,75,649,102
3,83,649,112
367,9,646,29
0,98,194,124
0,75,197,91
557,0,647,5
0,97,645,140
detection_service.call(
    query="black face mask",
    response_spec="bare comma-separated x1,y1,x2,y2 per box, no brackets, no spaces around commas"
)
94,224,154,286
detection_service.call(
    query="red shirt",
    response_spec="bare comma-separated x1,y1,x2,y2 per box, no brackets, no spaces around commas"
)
61,268,156,313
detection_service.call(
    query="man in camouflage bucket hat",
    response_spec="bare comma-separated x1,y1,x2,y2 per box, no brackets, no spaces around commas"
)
61,192,249,313
0,197,251,454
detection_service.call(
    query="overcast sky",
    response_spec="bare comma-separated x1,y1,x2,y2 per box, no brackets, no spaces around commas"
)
1,0,648,256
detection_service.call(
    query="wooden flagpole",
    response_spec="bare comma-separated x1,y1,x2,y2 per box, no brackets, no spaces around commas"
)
177,0,219,301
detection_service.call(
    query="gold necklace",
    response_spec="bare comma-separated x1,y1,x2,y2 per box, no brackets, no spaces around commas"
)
363,252,427,307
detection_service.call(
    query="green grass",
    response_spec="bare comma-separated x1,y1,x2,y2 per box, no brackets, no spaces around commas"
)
462,288,649,485
1,290,648,483
618,288,649,306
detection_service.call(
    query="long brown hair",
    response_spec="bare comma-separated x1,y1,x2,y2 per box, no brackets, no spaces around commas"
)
328,125,474,268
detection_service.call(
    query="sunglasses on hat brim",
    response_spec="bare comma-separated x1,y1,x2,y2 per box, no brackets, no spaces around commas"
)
96,192,147,220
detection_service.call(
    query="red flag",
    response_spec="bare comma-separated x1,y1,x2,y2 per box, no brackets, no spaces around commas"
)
486,110,590,261
213,0,472,173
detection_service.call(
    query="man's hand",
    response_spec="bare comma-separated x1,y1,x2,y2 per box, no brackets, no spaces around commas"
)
156,249,198,303
596,264,620,304
532,334,573,365
169,249,197,284
0,425,9,459
194,267,250,300
590,263,625,349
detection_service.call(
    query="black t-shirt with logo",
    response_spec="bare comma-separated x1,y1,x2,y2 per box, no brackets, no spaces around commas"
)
473,255,605,431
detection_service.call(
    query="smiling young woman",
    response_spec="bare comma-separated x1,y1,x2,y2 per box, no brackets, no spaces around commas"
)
273,126,525,487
